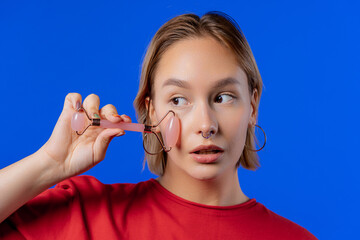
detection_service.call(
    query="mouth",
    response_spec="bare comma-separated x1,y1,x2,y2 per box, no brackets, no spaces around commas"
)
193,149,223,154
190,145,224,163
190,144,224,154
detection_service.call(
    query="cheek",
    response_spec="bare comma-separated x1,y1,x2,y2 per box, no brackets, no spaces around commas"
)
220,108,249,145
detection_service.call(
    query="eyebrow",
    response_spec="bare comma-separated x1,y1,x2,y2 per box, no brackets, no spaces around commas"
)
162,77,241,89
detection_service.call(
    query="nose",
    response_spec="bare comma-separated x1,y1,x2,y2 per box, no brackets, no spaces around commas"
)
193,101,218,138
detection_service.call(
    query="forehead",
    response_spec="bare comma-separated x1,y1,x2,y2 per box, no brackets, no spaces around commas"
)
153,36,247,89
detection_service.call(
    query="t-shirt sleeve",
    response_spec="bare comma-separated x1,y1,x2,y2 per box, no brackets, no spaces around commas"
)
0,175,101,239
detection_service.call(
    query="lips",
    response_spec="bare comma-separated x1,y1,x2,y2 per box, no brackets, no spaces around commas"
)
190,145,224,163
190,145,224,154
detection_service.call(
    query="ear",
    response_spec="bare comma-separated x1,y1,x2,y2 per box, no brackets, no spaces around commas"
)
249,89,259,128
145,97,159,127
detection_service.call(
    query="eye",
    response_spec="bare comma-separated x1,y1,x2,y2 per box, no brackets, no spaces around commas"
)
215,94,235,104
170,97,188,106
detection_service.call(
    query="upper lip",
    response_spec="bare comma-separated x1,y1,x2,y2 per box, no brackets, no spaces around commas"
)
190,145,224,153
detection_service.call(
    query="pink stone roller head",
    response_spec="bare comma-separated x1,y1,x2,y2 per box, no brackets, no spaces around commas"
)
71,106,180,152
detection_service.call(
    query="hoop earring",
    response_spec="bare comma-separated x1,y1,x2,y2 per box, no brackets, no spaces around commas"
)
245,124,267,152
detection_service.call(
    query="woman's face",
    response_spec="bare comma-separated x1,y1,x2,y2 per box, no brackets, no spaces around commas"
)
149,36,257,181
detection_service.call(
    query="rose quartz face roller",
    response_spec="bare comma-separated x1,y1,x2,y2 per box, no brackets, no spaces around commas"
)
71,105,180,153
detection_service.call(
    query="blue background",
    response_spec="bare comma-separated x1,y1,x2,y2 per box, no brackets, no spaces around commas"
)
1,0,359,239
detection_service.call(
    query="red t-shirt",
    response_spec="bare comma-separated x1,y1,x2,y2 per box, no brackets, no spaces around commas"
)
1,175,317,239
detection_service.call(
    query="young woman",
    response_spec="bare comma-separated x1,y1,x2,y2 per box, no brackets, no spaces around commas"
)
0,11,318,239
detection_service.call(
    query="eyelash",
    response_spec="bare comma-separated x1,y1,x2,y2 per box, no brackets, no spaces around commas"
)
170,97,187,106
214,93,236,103
170,93,237,106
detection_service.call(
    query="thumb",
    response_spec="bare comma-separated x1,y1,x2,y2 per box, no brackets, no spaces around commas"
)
93,128,124,163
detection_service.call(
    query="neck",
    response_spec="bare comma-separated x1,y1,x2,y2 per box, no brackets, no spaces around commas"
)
157,164,249,206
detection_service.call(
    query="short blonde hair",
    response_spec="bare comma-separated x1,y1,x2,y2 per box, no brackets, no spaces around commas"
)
134,11,263,176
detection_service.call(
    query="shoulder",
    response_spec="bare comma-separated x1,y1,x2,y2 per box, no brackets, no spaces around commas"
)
16,175,152,209
55,175,155,200
56,174,104,190
1,176,155,239
251,202,318,240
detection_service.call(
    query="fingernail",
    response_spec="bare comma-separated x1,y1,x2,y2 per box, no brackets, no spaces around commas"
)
113,114,121,118
93,113,100,119
122,115,132,122
116,131,125,137
76,101,81,110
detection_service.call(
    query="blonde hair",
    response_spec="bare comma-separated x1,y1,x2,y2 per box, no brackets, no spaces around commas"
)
134,11,263,176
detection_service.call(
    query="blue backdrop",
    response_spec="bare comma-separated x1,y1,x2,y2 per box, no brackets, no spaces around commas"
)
1,1,359,239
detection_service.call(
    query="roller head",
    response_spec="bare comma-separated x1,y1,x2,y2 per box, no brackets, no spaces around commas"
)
164,115,180,148
71,112,86,132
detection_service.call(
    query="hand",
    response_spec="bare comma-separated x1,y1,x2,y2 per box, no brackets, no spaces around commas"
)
39,93,131,179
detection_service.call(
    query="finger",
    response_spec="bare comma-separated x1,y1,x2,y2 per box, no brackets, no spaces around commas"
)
63,93,82,112
93,128,125,163
57,92,82,124
83,94,100,119
99,105,132,123
99,104,121,122
49,93,82,146
120,114,132,123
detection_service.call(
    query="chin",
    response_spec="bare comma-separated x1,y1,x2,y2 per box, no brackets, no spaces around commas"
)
187,165,224,181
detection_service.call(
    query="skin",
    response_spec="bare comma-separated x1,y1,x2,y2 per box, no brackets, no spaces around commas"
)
0,93,129,222
148,36,258,206
0,36,258,223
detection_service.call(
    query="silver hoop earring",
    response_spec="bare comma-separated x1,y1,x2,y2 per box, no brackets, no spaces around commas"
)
245,124,267,152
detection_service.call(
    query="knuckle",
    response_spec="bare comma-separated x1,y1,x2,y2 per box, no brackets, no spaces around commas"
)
103,104,116,110
88,93,99,99
83,94,100,111
86,93,100,101
84,93,99,102
102,104,118,116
